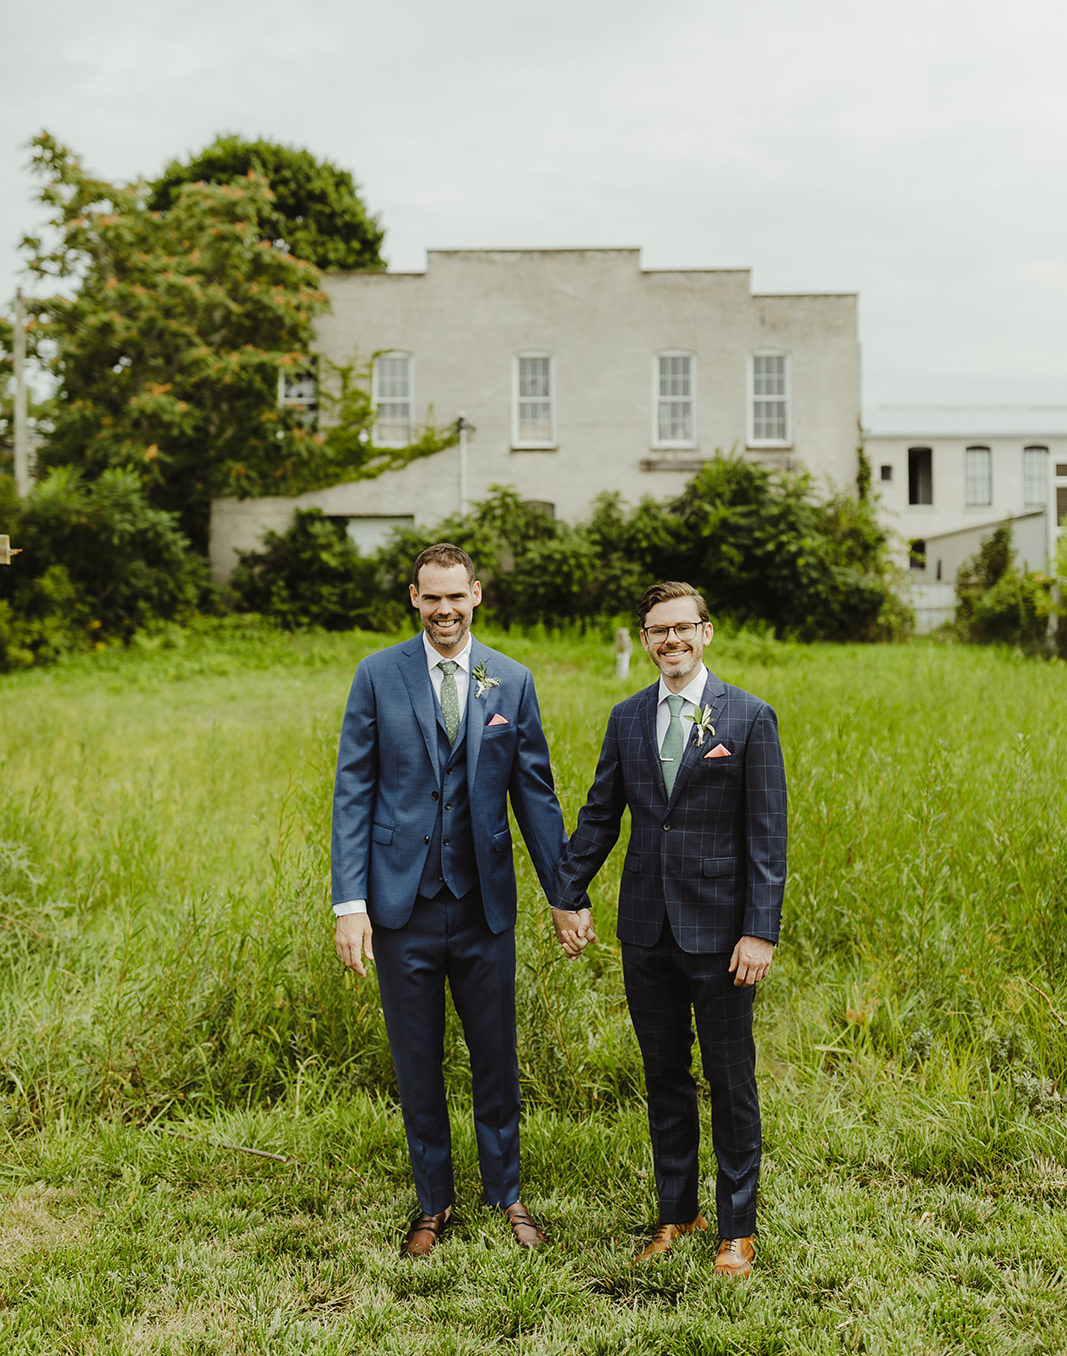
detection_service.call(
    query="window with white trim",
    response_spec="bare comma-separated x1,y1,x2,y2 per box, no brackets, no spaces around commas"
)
513,353,555,447
1023,445,1048,507
965,446,992,507
654,352,695,446
278,364,318,427
749,352,790,445
372,352,413,446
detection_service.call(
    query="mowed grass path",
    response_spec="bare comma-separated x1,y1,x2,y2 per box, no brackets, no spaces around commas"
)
1,622,1065,1355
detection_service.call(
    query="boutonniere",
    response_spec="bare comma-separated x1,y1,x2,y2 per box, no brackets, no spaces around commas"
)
691,704,716,747
473,661,501,698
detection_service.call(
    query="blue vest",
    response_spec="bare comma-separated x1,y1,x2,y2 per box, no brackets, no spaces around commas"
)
418,717,477,900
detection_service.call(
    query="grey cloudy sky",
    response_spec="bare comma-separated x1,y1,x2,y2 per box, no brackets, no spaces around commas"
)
2,0,1064,410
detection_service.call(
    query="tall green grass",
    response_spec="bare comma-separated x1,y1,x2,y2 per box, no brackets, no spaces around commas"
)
1,621,1065,1353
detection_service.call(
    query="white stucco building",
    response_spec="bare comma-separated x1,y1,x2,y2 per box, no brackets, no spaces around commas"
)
210,248,860,578
865,406,1067,629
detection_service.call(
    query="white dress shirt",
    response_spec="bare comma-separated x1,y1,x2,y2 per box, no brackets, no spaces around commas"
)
334,633,474,918
655,664,710,752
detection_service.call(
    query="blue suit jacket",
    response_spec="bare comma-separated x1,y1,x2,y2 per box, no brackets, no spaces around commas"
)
331,633,571,934
554,670,787,952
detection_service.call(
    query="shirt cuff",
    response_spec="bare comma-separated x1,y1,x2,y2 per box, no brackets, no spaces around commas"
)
333,900,368,917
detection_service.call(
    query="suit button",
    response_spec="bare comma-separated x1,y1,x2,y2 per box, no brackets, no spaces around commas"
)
663,821,672,831
444,839,450,846
445,803,452,811
424,836,430,844
431,791,439,800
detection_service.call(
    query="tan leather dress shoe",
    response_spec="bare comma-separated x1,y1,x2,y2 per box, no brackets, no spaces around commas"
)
637,1212,708,1260
714,1235,755,1277
503,1200,546,1248
401,1205,452,1257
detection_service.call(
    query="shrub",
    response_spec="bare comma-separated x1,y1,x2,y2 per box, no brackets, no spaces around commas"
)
955,524,1053,652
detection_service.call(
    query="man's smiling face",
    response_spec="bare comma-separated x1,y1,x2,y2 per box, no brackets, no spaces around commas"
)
410,562,482,657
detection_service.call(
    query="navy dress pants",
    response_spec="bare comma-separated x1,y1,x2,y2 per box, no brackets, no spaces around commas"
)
372,888,521,1215
622,921,761,1237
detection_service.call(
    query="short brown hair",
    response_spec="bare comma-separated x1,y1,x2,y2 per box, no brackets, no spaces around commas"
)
412,542,476,589
638,581,710,627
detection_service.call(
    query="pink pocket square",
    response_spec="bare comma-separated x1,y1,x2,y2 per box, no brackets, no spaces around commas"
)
487,713,509,726
704,743,731,759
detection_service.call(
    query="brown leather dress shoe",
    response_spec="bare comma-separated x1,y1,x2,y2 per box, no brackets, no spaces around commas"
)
637,1212,708,1260
400,1205,452,1257
503,1200,546,1248
714,1235,755,1277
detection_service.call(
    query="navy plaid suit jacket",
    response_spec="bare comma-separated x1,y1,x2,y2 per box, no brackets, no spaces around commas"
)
555,670,787,952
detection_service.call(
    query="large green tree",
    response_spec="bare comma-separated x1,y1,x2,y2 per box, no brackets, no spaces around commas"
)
24,132,334,550
148,134,385,272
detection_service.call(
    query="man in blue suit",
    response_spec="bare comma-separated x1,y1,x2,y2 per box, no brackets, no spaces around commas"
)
332,542,576,1255
553,581,786,1276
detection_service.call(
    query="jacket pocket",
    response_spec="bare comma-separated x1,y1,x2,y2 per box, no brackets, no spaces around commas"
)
623,851,642,874
372,823,395,846
701,856,736,880
490,826,512,853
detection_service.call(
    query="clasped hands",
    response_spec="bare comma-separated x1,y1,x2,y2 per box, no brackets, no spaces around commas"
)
552,908,597,959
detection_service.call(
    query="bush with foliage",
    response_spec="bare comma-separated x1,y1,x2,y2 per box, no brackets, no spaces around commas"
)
0,469,206,670
227,459,911,642
954,524,1053,652
226,509,402,632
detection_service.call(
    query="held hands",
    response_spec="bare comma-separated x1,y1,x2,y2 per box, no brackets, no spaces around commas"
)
335,913,374,977
552,907,596,959
729,935,774,988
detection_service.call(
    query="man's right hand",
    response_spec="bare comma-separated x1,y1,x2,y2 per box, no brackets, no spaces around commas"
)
335,913,374,976
552,907,596,959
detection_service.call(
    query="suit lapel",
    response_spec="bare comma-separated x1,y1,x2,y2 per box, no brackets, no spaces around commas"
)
638,684,666,802
398,636,441,776
667,670,727,804
465,638,486,782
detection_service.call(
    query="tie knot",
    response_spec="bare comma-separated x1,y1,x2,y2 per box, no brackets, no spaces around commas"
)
439,660,458,675
666,695,685,716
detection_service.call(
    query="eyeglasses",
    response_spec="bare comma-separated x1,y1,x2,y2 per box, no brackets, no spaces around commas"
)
642,622,699,642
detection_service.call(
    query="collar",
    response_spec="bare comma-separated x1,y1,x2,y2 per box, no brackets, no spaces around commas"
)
657,664,709,709
422,630,473,673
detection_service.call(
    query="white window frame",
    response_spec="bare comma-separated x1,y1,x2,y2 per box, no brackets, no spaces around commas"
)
372,351,414,447
965,445,992,507
1023,445,1048,508
278,363,318,425
748,351,791,447
512,352,556,449
652,351,697,448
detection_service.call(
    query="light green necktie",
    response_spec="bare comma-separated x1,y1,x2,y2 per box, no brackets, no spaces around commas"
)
439,660,460,745
661,694,685,796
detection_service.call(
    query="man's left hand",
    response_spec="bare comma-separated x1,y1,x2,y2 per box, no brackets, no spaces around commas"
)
729,935,774,988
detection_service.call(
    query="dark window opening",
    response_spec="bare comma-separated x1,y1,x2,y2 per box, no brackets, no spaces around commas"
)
909,539,927,571
908,447,933,505
880,464,893,482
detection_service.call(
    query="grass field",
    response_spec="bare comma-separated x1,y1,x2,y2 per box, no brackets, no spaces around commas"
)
1,619,1065,1354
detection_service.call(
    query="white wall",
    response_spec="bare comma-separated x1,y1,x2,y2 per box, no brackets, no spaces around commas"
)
210,248,860,580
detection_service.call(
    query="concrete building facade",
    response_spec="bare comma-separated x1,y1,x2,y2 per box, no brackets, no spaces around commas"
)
865,406,1067,629
210,248,860,579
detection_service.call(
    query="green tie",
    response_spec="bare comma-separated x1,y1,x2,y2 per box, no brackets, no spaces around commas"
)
439,660,460,745
661,694,685,796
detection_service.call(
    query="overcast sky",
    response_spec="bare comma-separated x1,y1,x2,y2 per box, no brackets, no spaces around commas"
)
2,0,1064,411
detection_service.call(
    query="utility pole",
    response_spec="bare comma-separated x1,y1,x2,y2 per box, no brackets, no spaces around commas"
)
457,413,474,517
13,290,31,498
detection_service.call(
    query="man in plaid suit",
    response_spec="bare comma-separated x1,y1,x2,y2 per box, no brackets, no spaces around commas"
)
552,581,787,1275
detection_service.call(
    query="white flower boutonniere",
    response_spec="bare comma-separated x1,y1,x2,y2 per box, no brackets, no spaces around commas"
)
473,661,501,699
692,704,716,747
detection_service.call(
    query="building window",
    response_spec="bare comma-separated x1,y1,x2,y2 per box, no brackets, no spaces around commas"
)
372,352,413,446
749,352,790,445
654,352,695,446
278,364,318,427
880,464,894,482
965,446,992,507
513,353,555,447
908,447,933,505
1023,445,1048,507
909,539,926,571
